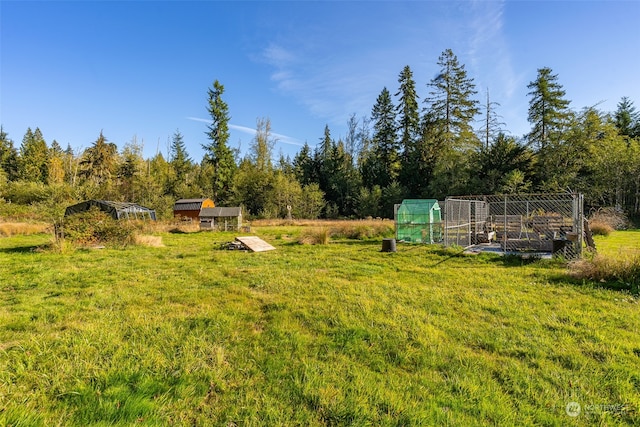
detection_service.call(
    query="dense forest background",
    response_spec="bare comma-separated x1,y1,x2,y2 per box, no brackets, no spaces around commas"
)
2,49,639,221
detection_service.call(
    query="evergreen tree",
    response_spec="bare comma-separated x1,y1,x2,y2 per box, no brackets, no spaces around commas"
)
293,142,316,186
614,96,640,138
425,49,480,150
328,139,360,216
0,126,19,182
169,129,192,183
315,125,335,206
395,65,421,154
203,80,236,203
117,138,146,201
469,133,534,195
526,67,574,190
277,152,294,176
362,87,398,189
526,67,571,149
400,112,445,198
395,65,423,195
79,131,118,189
19,127,49,183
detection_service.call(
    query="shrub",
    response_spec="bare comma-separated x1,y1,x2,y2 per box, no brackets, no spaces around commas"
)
62,207,136,248
4,181,50,204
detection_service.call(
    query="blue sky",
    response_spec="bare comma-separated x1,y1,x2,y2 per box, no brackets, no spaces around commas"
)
1,1,639,161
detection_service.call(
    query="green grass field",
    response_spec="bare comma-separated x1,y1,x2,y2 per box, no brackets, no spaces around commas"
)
0,227,638,426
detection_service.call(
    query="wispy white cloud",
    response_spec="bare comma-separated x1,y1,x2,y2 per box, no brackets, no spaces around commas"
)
186,117,304,147
254,2,527,139
467,1,518,99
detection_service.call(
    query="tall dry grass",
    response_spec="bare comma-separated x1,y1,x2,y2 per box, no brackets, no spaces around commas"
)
588,220,614,236
134,235,165,247
0,222,49,237
137,220,200,234
589,207,630,230
298,227,330,245
293,219,395,244
570,253,640,293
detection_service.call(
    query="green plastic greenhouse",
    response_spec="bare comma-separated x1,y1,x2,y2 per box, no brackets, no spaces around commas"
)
395,199,442,243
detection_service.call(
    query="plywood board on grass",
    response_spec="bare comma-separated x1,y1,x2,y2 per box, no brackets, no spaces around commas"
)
235,236,276,252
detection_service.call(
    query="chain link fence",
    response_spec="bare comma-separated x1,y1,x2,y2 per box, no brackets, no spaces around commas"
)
443,193,584,259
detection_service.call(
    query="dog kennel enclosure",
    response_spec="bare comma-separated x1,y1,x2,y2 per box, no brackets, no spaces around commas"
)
443,193,584,259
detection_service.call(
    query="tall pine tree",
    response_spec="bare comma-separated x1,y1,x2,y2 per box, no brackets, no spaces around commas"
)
614,97,640,139
203,80,236,203
425,49,479,150
19,127,49,183
526,67,573,190
79,131,118,187
395,65,420,156
169,129,192,183
362,87,398,189
526,67,571,149
0,127,19,182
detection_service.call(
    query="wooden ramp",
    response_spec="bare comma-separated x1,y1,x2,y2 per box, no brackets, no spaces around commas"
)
235,236,276,252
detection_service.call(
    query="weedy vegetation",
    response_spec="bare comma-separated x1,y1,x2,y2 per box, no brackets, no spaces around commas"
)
0,223,638,426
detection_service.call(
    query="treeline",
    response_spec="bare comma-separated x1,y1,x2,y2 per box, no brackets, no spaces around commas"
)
2,49,640,220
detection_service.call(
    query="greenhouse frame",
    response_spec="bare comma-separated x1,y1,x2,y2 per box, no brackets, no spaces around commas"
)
64,200,157,221
394,199,443,244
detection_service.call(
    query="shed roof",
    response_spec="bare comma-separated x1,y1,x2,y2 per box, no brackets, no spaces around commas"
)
174,198,213,211
200,207,242,217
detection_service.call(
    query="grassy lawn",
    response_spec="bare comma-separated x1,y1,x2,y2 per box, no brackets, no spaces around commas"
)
0,227,638,426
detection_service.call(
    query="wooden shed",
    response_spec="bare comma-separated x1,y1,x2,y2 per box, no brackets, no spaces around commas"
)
199,207,242,231
173,198,214,220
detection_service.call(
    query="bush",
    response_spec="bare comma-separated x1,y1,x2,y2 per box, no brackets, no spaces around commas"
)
62,207,136,248
4,181,50,204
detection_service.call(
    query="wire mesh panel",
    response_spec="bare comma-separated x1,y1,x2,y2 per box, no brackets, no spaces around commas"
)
444,193,584,259
442,198,472,247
